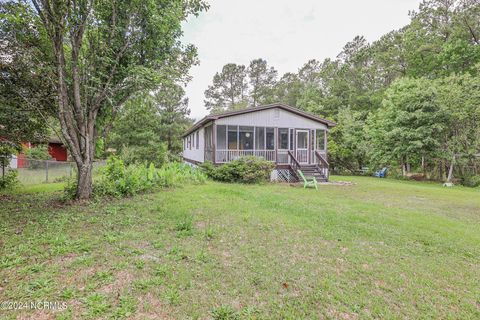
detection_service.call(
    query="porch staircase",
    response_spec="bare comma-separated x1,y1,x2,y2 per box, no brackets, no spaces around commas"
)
287,151,329,183
296,164,328,182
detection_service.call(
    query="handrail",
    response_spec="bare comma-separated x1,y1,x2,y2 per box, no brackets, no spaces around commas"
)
287,151,301,169
315,151,329,168
315,151,329,180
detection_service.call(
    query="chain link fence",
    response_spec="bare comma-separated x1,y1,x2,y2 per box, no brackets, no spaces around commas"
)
1,156,105,185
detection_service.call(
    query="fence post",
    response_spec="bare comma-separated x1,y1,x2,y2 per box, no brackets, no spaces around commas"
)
46,160,49,183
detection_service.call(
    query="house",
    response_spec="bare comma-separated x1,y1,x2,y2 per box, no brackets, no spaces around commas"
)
182,103,336,182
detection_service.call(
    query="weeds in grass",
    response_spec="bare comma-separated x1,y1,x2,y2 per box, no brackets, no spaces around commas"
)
164,287,180,305
84,293,110,317
211,305,240,320
60,287,76,299
153,264,169,277
175,215,194,237
196,249,210,263
134,260,145,270
93,270,114,284
112,294,137,319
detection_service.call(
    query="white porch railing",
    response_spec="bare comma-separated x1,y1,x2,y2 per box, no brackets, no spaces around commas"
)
215,150,275,163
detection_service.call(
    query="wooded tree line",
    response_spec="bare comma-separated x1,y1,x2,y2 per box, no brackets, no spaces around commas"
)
204,0,480,181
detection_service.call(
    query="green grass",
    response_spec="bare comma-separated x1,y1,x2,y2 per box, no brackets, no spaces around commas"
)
0,177,479,319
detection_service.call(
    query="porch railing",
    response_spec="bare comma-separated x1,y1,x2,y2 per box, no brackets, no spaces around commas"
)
215,150,276,163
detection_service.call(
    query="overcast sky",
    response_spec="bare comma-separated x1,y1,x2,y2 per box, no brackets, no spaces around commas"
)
181,0,422,120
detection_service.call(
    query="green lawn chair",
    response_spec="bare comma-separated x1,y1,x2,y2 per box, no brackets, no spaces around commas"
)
297,170,318,190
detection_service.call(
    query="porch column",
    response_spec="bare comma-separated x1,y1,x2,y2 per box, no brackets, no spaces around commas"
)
212,123,216,164
275,127,278,164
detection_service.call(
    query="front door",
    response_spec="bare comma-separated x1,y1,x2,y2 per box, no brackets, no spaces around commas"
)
296,130,309,164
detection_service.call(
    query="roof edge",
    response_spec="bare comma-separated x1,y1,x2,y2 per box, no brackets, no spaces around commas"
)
182,103,336,137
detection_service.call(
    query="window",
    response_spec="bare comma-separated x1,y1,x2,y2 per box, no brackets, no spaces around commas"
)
228,125,238,150
196,131,199,149
216,125,226,149
239,126,254,150
266,127,275,150
316,129,326,150
188,135,191,150
255,127,265,150
192,133,195,149
279,128,289,149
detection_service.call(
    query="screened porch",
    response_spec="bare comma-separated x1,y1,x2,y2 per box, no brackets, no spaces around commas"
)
205,124,327,165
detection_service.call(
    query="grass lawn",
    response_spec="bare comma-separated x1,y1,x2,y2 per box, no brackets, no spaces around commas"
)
0,177,479,319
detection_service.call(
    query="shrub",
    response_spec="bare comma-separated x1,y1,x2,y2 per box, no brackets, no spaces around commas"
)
24,145,52,169
200,156,274,184
24,145,52,160
63,157,206,199
0,170,18,190
461,175,480,188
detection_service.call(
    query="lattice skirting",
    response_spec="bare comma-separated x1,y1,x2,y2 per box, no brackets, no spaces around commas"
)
271,169,297,183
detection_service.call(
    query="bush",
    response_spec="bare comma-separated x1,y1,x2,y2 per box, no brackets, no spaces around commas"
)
0,170,18,190
24,145,52,160
461,175,480,188
63,157,207,199
200,156,275,184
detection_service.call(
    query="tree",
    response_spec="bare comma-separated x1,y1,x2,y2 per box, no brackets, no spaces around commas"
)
155,84,192,156
109,94,167,168
204,63,248,113
367,78,448,176
0,2,54,148
436,71,480,181
247,58,277,107
1,0,207,199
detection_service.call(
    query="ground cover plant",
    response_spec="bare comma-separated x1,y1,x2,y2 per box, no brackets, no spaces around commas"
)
0,177,479,319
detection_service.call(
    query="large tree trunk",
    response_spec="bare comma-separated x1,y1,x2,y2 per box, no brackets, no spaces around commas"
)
76,162,93,199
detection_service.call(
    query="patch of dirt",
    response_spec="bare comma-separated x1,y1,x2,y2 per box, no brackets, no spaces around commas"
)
99,269,134,295
133,292,173,320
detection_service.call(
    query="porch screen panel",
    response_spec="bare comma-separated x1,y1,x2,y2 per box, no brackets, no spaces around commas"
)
289,129,294,150
217,125,226,149
266,127,275,150
239,126,254,150
204,126,212,150
228,125,238,150
255,127,265,150
279,128,289,149
316,129,326,150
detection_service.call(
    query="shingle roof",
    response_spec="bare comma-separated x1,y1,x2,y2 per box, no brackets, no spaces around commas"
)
182,103,336,137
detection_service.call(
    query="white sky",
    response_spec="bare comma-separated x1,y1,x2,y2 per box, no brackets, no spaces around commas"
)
181,0,422,120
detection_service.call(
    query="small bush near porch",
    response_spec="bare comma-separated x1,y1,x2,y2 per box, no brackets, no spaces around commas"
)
201,156,275,183
0,177,479,319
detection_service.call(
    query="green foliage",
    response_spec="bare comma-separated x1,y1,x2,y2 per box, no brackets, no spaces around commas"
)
461,175,480,188
211,305,240,320
109,91,190,166
24,145,52,160
201,157,275,184
64,157,206,199
204,63,248,114
0,170,18,190
367,78,448,168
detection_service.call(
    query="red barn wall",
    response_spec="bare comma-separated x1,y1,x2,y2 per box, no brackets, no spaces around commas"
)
48,143,68,161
